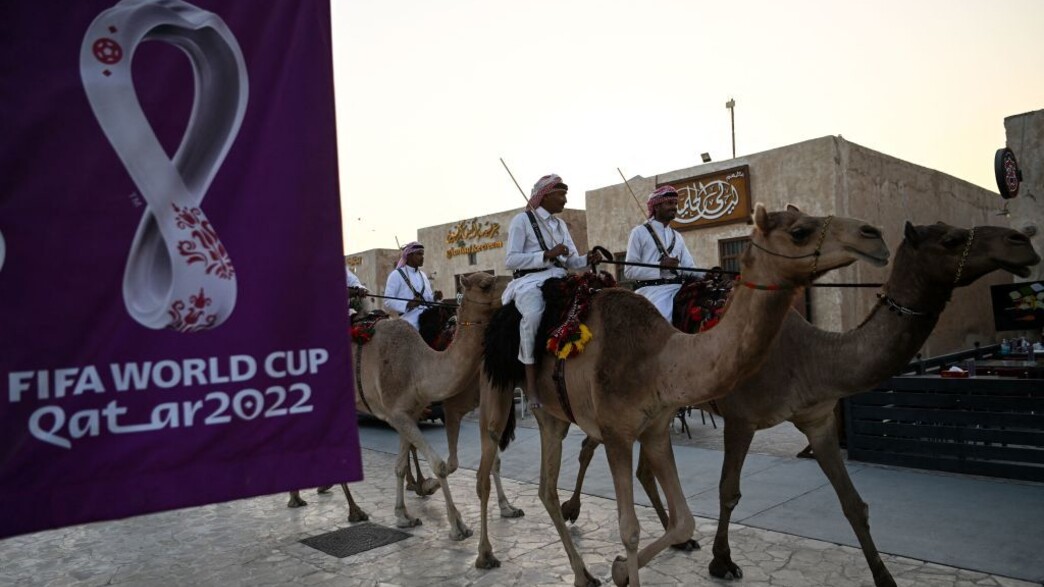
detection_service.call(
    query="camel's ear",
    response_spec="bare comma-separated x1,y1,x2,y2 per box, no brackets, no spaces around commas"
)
903,221,921,249
458,273,471,289
785,203,801,213
753,204,771,233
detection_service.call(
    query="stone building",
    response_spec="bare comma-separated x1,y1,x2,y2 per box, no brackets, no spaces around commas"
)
586,135,1015,356
347,133,1028,355
344,248,398,296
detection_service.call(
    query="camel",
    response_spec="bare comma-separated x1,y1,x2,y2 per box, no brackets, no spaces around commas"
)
475,205,889,586
286,282,524,527
558,221,1040,586
286,378,524,521
352,271,506,540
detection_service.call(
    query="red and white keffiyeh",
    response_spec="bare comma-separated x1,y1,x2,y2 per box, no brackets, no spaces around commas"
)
528,173,567,209
396,241,424,268
647,185,678,218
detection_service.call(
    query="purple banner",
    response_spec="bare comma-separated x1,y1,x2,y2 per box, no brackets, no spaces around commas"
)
0,0,360,539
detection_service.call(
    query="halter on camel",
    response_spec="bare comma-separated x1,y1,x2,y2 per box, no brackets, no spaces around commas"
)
874,226,975,318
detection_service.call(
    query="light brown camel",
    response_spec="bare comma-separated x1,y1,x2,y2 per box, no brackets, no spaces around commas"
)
475,205,889,586
559,221,1040,587
286,378,525,521
354,271,506,539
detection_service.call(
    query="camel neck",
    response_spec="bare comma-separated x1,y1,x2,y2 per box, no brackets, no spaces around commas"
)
423,309,486,402
661,283,798,410
816,249,951,397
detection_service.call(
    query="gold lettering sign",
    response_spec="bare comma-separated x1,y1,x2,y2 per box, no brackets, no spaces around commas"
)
446,241,504,259
666,165,752,231
345,256,363,267
446,218,501,244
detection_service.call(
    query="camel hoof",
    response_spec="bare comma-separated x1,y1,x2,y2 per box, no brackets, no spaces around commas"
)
474,551,501,569
708,556,743,580
561,499,581,524
317,485,333,494
449,519,473,541
396,517,423,529
582,568,602,587
348,509,369,523
447,460,459,475
670,538,700,552
416,478,441,497
287,496,307,508
499,505,525,519
611,556,629,587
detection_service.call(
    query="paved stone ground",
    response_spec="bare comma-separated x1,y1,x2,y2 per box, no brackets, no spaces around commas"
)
0,449,1033,587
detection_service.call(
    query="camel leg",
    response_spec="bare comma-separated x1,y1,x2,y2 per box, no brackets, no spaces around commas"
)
475,383,512,569
799,415,897,587
561,435,601,524
287,490,307,508
612,427,695,586
388,413,472,541
410,444,440,497
339,483,369,522
635,446,699,551
708,423,755,580
492,453,524,518
444,400,463,475
603,434,641,587
404,446,419,492
393,436,423,528
533,409,600,587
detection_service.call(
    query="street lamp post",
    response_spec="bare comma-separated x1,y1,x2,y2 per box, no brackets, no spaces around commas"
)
725,98,736,158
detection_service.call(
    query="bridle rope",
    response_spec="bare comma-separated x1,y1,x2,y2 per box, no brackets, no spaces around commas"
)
743,215,833,290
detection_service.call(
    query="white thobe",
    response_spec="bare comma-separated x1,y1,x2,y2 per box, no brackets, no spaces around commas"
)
624,219,698,322
346,268,364,289
503,207,589,364
383,266,434,330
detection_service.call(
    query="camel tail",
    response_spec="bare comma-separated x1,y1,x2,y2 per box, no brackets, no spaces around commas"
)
499,405,516,451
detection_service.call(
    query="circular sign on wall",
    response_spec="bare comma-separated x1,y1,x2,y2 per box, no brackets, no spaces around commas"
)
995,148,1022,199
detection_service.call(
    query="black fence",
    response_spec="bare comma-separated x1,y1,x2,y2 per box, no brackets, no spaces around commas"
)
844,345,1044,482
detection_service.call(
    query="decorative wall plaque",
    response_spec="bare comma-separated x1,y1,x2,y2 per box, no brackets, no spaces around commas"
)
663,165,752,231
994,148,1022,200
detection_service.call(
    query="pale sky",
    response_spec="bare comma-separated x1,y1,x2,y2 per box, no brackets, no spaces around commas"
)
331,0,1044,254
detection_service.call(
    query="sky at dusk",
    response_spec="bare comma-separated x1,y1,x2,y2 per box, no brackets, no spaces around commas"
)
331,0,1044,254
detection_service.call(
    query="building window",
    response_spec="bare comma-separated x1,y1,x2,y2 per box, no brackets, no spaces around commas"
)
718,237,750,274
467,252,477,265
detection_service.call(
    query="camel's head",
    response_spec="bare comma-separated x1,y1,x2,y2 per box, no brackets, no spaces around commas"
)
456,272,506,321
900,222,1040,287
745,204,889,286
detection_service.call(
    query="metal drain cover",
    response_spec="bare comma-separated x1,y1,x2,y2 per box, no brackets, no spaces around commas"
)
300,523,412,558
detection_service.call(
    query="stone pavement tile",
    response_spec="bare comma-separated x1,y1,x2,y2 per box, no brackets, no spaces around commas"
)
0,448,1035,587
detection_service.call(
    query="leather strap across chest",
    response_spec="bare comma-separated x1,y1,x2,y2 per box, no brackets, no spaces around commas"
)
355,343,374,415
552,359,577,424
526,210,565,269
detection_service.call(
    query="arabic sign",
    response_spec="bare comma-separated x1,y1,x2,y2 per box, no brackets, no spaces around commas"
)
0,0,361,539
665,165,753,231
446,218,501,245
